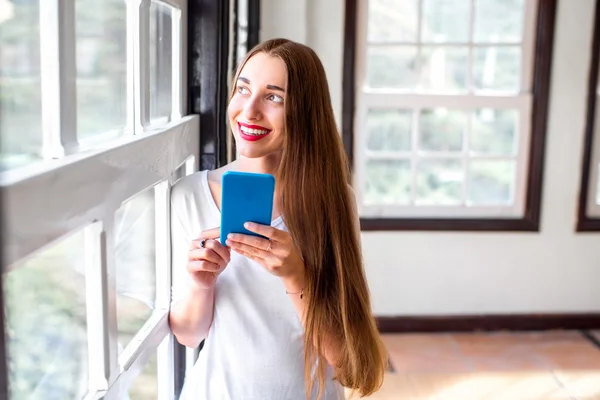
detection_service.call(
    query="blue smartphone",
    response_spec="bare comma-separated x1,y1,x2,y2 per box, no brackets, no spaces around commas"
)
220,171,275,244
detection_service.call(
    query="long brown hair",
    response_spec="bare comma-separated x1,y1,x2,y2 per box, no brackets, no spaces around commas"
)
230,38,387,399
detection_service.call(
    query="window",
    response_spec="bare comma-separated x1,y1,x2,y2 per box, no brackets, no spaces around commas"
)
344,0,556,230
578,0,600,231
1,0,198,398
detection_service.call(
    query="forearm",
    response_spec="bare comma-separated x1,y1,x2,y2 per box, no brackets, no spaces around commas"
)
169,286,216,348
283,279,344,368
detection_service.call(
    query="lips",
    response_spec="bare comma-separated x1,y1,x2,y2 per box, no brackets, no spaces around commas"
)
237,122,272,142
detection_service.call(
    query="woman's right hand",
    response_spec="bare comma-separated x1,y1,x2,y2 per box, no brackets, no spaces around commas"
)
187,228,231,290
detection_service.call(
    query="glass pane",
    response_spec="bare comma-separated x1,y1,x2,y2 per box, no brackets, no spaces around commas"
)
471,109,518,155
127,352,157,399
416,159,463,205
0,0,42,170
367,46,418,90
236,0,249,63
468,160,515,205
420,47,468,92
367,109,412,151
173,163,187,183
149,1,172,121
76,0,127,139
474,0,525,43
422,0,470,43
5,230,88,399
368,0,419,43
116,189,156,351
419,109,466,152
364,159,412,205
473,46,521,93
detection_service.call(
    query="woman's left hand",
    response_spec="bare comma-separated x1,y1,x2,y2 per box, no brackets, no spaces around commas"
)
225,222,305,290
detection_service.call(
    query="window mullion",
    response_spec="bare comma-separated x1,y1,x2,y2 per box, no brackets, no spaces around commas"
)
84,222,109,393
126,0,137,134
462,112,472,206
468,0,475,93
103,218,121,387
171,8,183,120
464,0,475,206
133,0,151,133
416,0,423,91
39,0,78,158
155,179,174,400
410,109,420,205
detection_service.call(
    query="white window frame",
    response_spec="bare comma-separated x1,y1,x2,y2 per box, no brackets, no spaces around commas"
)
1,0,196,399
354,0,539,219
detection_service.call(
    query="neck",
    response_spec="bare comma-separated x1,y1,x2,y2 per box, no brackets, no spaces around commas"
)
234,152,282,176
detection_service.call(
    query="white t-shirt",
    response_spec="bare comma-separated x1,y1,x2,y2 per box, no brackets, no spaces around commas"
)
171,170,345,400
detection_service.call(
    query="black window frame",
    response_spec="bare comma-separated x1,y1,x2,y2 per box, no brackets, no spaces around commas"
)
343,0,558,232
577,0,600,232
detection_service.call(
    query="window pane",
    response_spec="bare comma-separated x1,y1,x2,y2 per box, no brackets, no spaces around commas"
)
416,159,463,205
173,163,187,183
474,0,525,43
367,109,412,151
4,230,88,399
471,109,518,155
116,189,156,351
422,0,470,43
127,352,157,399
367,46,418,89
368,0,419,43
473,46,521,93
0,0,42,170
420,46,468,92
468,160,515,205
419,109,466,152
76,0,127,139
365,159,411,205
149,1,172,121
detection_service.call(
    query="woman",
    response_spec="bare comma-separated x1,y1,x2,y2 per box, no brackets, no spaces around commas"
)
169,38,387,400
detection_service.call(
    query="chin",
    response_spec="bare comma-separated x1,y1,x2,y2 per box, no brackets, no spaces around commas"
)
234,135,281,156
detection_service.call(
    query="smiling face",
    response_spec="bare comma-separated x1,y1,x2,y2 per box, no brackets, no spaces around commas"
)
228,52,288,159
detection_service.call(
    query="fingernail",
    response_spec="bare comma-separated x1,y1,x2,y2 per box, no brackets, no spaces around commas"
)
228,234,234,240
244,222,250,228
226,240,232,246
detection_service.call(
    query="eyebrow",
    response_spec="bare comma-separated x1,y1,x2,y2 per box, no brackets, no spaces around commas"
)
238,76,285,93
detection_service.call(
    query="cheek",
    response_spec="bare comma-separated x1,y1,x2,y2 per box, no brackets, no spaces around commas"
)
269,109,285,132
227,98,242,120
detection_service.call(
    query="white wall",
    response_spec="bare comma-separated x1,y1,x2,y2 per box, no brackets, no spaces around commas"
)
261,0,600,316
261,0,345,127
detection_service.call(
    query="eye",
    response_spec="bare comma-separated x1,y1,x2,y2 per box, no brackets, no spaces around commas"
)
237,86,250,95
267,94,284,104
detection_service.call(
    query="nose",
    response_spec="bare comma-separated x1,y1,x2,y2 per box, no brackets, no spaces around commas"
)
242,96,262,121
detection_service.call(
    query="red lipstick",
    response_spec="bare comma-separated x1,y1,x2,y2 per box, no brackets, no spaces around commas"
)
237,122,272,142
